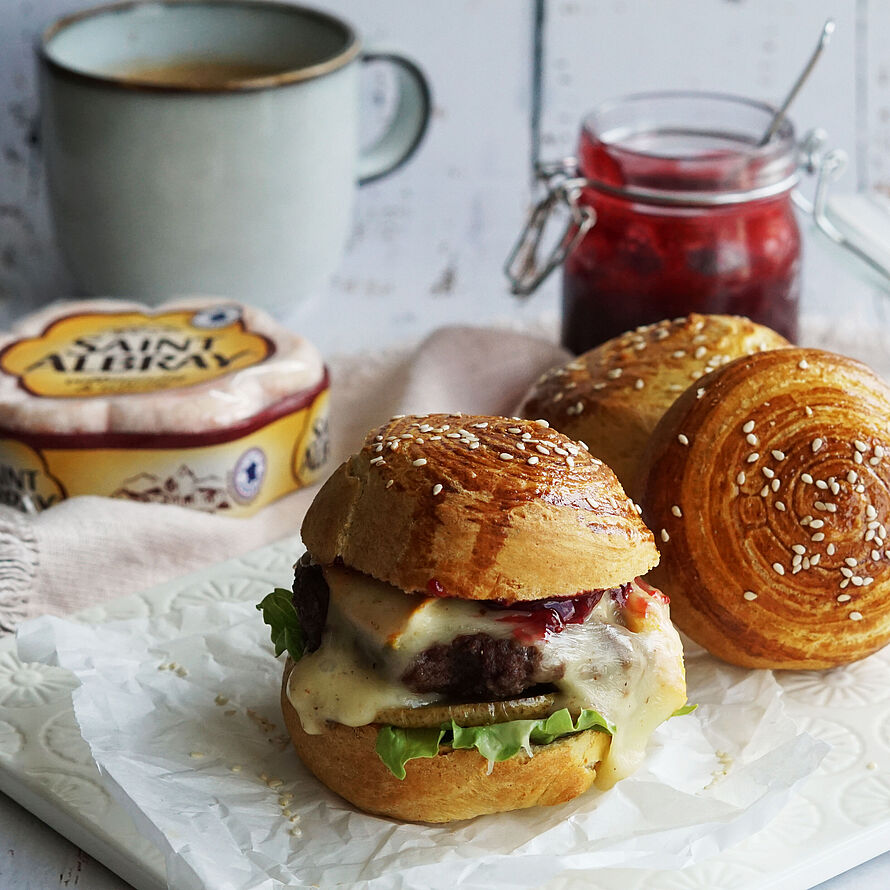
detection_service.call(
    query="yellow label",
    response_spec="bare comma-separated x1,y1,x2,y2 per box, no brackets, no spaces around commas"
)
0,387,329,518
0,305,273,397
0,439,66,511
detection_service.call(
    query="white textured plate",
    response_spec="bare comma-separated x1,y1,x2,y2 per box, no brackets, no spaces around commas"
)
2,539,890,890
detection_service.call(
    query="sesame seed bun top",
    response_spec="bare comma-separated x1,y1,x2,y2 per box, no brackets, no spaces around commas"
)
301,413,659,602
639,347,890,669
519,314,790,497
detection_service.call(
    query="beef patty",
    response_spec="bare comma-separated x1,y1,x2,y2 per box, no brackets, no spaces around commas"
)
292,556,544,699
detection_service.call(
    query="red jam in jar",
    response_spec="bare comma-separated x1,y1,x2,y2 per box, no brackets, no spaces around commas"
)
561,92,801,353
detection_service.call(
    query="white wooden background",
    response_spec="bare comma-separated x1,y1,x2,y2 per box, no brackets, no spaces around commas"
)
1,0,890,357
1,1,890,887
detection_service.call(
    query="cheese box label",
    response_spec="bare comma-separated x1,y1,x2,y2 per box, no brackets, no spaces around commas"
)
0,305,274,398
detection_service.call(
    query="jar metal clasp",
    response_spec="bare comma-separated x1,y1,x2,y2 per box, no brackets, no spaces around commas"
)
795,128,890,287
504,162,595,297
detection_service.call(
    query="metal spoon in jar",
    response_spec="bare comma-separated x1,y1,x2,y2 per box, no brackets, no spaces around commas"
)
759,18,835,146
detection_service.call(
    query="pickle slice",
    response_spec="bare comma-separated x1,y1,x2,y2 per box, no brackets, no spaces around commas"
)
374,693,558,728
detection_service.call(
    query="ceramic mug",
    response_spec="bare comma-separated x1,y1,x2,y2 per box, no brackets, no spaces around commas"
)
38,0,431,308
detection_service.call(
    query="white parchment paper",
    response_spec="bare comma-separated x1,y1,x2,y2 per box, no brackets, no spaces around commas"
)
18,602,827,890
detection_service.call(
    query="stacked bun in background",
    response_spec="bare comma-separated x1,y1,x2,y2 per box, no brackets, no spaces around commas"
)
521,314,890,671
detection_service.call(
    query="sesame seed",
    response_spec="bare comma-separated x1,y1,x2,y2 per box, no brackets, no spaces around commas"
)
841,567,854,578
412,458,427,467
566,455,575,468
473,422,488,429
508,427,522,434
747,433,759,446
866,529,876,542
743,591,758,601
776,501,786,511
811,532,825,542
840,579,850,589
870,456,882,466
432,484,443,496
760,486,770,497
850,611,864,621
386,479,394,489
811,554,821,566
747,452,760,463
660,529,670,542
554,446,568,456
737,471,746,485
848,470,858,483
771,479,781,491
762,467,775,479
694,346,707,359
607,368,623,379
827,543,836,555
873,549,883,561
770,450,785,461
792,554,803,567
370,456,385,465
772,562,785,575
830,481,840,495
852,576,864,587
469,442,480,449
446,432,461,439
864,576,875,585
536,444,550,455
792,544,806,555
527,456,539,465
678,434,690,446
837,594,852,602
499,453,513,461
876,445,886,458
810,519,825,529
802,473,814,484
389,440,400,451
805,406,814,416
672,350,686,358
812,438,824,452
671,505,682,517
845,557,858,567
743,420,756,433
867,505,878,520
669,383,684,392
635,378,645,390
854,440,868,452
815,501,827,510
816,479,828,490
854,452,864,464
798,359,809,370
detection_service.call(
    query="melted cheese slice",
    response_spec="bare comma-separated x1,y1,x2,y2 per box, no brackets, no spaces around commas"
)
286,568,686,787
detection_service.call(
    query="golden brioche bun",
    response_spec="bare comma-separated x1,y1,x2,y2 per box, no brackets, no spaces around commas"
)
301,413,658,603
519,314,789,497
281,663,610,822
638,347,890,669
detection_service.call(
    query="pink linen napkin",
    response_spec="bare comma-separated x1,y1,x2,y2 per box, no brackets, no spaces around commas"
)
0,325,568,635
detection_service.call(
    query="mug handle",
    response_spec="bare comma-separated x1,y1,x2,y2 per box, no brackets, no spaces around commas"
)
358,52,431,185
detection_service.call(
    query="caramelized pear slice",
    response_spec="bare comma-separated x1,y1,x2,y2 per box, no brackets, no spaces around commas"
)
374,693,558,728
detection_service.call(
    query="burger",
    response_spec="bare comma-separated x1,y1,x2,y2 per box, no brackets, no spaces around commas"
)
258,413,688,822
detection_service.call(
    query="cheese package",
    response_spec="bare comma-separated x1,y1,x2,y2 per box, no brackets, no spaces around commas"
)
0,298,329,516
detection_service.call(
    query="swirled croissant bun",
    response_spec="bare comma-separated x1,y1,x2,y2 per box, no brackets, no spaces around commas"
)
519,314,789,496
638,347,890,669
302,414,658,602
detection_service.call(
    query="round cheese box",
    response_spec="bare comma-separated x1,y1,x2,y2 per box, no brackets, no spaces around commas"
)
0,298,330,515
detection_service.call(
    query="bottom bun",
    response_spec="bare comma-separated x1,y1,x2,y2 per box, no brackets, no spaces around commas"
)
281,664,611,823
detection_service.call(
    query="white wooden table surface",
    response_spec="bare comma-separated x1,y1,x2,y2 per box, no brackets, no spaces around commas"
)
3,1,890,886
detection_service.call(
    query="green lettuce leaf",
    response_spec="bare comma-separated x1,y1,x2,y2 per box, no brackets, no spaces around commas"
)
671,703,697,717
256,588,304,661
375,725,447,779
375,708,615,780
